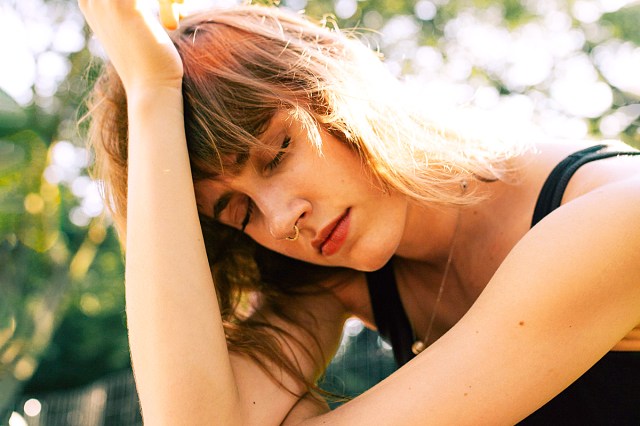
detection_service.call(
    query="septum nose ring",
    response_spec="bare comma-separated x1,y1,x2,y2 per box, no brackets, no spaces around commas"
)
286,224,300,242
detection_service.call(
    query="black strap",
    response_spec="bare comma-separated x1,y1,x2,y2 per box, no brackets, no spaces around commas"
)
531,145,640,227
365,261,415,366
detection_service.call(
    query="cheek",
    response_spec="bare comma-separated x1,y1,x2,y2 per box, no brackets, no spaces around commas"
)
248,228,283,253
257,238,305,263
250,226,312,260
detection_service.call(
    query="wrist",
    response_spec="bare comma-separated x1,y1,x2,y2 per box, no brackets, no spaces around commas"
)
125,80,182,100
126,84,184,111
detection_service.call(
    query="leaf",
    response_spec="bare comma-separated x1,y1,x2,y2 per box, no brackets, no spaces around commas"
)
0,89,28,136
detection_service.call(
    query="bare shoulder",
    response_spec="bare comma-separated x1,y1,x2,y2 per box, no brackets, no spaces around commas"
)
498,174,640,310
469,176,640,417
491,175,640,330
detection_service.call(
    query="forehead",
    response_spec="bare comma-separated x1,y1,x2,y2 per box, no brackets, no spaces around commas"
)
218,152,250,175
197,111,285,177
219,110,293,171
257,109,294,140
193,111,295,210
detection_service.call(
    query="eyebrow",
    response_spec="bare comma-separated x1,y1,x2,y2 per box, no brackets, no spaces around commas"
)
212,192,233,220
235,152,250,169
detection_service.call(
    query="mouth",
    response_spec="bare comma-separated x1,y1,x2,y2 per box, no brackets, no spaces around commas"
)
312,208,351,256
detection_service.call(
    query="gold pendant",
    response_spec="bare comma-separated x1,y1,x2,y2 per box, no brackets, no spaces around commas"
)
411,340,427,355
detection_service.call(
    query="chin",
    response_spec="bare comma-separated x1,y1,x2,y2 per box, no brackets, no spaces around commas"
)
355,257,393,272
347,243,397,272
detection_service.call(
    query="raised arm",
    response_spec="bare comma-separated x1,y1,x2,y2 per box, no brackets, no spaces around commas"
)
80,2,346,424
80,1,239,422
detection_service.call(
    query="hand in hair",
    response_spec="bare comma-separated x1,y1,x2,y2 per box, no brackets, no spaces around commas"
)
78,0,184,94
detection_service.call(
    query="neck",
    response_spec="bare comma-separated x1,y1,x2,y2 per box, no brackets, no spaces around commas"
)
394,201,462,265
395,179,507,265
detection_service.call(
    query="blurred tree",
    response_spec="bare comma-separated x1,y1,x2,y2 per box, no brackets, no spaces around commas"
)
1,0,638,420
0,1,128,419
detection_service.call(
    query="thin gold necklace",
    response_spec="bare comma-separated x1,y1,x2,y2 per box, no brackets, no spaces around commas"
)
411,181,466,355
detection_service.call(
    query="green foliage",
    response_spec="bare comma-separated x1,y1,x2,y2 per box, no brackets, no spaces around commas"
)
601,7,640,45
0,131,53,249
0,92,28,136
0,110,70,416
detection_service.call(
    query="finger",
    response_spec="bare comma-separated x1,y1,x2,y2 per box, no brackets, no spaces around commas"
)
158,0,182,30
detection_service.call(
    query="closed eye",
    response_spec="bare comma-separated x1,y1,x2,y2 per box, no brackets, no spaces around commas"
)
241,198,253,232
266,136,291,171
212,192,253,232
214,135,291,231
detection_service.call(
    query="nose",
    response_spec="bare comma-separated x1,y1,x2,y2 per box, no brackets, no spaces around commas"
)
254,186,309,241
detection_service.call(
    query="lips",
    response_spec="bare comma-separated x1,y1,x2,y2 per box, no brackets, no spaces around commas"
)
312,208,351,256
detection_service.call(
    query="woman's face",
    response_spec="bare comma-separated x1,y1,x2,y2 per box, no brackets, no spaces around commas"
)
194,110,409,271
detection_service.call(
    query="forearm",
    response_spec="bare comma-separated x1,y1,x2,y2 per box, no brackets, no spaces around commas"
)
124,87,241,425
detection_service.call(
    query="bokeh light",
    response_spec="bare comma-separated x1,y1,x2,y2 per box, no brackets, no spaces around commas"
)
23,398,42,417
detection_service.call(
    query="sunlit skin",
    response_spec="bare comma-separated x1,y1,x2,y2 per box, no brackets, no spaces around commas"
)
195,110,411,272
79,0,640,423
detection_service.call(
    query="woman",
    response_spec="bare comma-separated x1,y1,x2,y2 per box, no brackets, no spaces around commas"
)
79,0,640,424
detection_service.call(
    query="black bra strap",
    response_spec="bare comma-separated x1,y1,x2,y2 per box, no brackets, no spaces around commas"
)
531,145,640,227
366,261,415,366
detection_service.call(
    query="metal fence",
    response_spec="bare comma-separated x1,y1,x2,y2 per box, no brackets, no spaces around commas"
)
10,325,395,426
12,371,141,426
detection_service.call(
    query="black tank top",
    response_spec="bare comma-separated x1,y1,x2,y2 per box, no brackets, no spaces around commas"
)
365,144,640,424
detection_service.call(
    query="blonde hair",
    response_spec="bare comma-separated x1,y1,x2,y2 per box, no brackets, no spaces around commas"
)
85,3,523,399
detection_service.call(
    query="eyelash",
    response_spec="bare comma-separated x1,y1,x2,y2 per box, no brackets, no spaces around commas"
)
266,136,291,171
240,135,291,231
241,199,253,232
